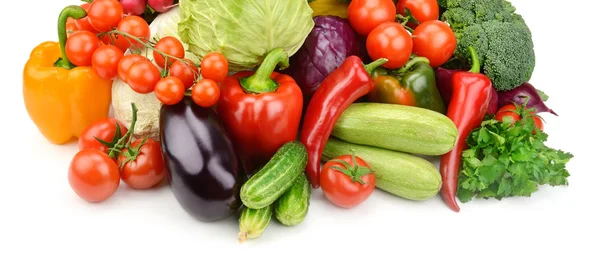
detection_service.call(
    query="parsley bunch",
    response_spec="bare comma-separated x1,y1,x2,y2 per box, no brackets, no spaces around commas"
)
457,105,573,203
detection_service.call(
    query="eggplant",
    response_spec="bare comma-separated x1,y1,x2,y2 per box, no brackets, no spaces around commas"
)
159,96,244,222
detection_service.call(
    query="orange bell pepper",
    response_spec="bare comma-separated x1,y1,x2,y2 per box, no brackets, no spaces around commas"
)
22,6,112,145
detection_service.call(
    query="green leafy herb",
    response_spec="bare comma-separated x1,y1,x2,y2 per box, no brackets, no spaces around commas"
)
458,106,573,203
536,89,549,101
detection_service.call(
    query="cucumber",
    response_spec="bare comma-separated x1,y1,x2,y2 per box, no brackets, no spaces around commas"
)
240,141,308,209
322,138,442,201
274,174,311,226
331,103,458,156
238,205,272,243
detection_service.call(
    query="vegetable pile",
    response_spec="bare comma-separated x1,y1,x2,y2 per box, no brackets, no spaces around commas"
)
22,0,573,243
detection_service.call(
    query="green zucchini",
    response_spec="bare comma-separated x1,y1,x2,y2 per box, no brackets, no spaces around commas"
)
274,174,311,226
240,141,308,209
322,137,442,201
238,205,272,243
331,103,458,156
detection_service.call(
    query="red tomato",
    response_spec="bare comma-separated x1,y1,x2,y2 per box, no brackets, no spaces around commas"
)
87,0,124,32
66,31,101,67
495,104,544,132
117,54,147,82
533,116,544,132
200,52,229,82
113,16,151,52
348,0,397,37
118,138,165,190
191,79,220,108
66,17,78,38
153,36,185,68
412,20,456,68
74,3,99,34
68,149,121,203
155,76,185,105
92,45,124,80
396,0,439,25
170,59,199,89
495,110,521,124
126,59,161,94
78,117,129,154
320,154,376,209
366,22,413,69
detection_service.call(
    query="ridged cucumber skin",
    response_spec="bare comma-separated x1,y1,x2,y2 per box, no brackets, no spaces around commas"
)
323,138,442,201
240,141,308,209
331,103,458,156
274,174,311,226
238,205,272,243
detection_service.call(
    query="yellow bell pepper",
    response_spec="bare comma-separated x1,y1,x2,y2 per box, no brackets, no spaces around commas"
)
309,0,350,18
22,6,112,145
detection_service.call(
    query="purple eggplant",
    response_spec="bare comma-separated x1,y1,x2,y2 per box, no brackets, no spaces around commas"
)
159,97,244,222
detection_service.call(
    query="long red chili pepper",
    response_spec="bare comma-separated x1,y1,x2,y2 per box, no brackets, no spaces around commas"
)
300,56,387,189
440,46,493,212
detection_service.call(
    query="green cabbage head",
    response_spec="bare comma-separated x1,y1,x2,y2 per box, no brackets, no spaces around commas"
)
178,0,315,72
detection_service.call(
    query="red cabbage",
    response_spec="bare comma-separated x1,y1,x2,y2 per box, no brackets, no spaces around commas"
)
497,82,558,116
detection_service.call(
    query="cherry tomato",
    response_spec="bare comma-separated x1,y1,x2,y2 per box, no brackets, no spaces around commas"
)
495,104,544,133
153,36,185,68
74,3,99,34
66,18,78,38
87,0,124,32
113,16,151,52
117,54,146,82
155,76,185,105
320,154,376,209
412,20,456,68
396,0,439,26
191,79,220,108
92,45,124,80
68,149,121,203
170,59,199,89
366,22,413,69
66,31,101,67
533,116,544,132
495,110,521,124
348,0,397,37
118,138,166,190
126,59,161,94
200,52,229,82
78,117,129,154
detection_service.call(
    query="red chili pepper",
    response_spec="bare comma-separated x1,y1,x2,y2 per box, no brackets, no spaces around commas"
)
440,46,493,212
217,48,304,172
300,56,387,189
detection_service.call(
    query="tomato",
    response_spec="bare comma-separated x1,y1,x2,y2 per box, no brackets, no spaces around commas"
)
347,0,397,37
87,0,124,32
153,36,185,68
200,52,229,82
92,45,124,80
495,110,521,124
117,54,146,82
170,59,199,89
126,59,161,94
366,22,413,69
113,15,151,52
320,153,376,209
74,3,99,34
495,104,544,132
118,138,166,190
396,0,439,25
65,31,101,67
155,76,185,105
191,79,221,108
68,149,121,203
66,18,78,38
412,20,456,68
78,117,129,154
533,116,544,132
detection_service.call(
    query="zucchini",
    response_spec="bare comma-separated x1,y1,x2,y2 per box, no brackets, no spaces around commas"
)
238,205,272,243
322,137,442,201
331,103,458,156
240,141,308,209
274,174,311,226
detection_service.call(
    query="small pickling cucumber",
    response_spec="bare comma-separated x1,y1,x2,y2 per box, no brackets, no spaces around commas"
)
240,141,308,209
238,205,272,243
274,174,311,226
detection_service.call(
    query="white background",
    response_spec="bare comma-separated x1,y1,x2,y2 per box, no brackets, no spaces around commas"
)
1,0,599,259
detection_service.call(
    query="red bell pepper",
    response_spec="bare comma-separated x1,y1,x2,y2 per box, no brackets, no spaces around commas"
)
217,48,304,172
300,56,387,189
439,46,494,212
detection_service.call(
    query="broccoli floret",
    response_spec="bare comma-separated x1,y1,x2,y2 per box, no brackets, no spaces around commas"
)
442,0,518,31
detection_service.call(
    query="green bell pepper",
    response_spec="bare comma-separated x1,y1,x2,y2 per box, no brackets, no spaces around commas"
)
368,56,446,114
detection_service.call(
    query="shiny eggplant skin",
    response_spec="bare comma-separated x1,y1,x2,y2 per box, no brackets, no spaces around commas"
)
159,96,244,222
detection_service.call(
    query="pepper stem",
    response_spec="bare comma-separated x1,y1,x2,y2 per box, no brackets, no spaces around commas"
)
239,48,289,94
467,46,481,74
397,56,430,74
363,58,388,76
54,5,87,70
